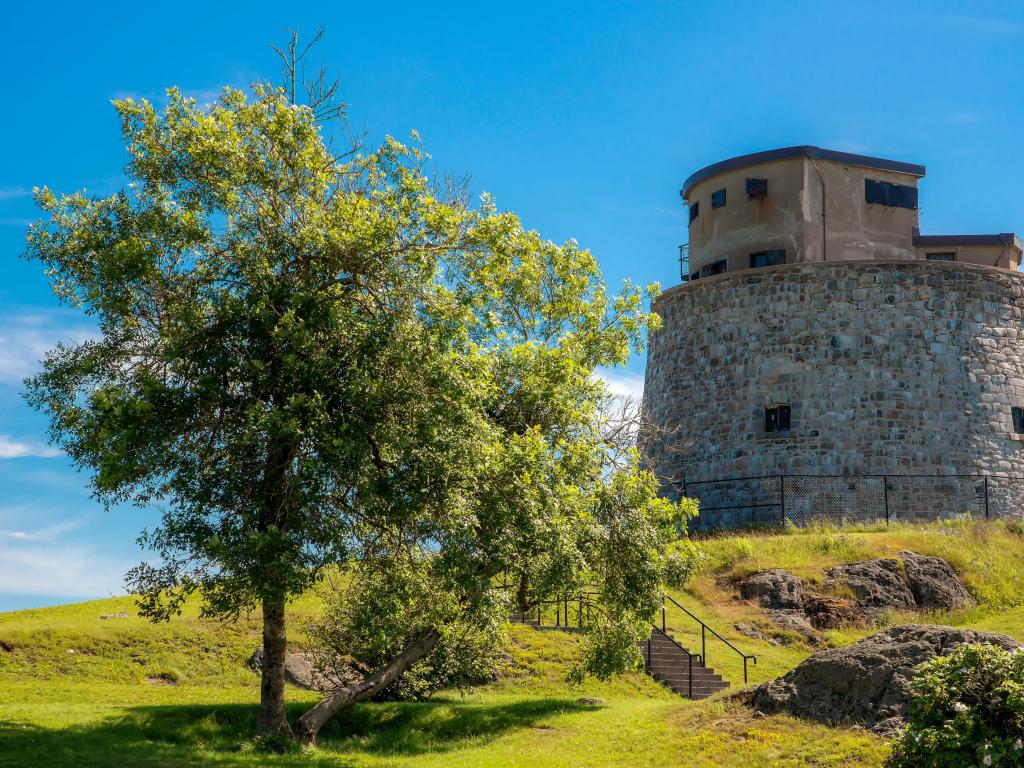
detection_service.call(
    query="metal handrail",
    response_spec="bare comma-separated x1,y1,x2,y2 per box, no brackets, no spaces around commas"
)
661,592,757,684
649,624,698,699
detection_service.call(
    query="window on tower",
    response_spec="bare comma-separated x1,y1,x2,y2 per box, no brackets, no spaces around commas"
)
746,178,768,199
711,188,727,209
689,201,700,223
765,404,791,433
750,250,786,269
1012,407,1024,434
865,179,918,209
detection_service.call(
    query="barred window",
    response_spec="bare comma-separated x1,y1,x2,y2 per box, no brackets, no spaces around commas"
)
865,179,918,209
746,178,768,199
711,188,727,209
750,250,786,269
700,259,727,278
1013,407,1024,434
926,252,956,262
765,404,791,433
689,201,700,223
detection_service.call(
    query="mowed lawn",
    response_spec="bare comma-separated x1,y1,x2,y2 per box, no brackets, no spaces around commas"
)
4,519,1024,767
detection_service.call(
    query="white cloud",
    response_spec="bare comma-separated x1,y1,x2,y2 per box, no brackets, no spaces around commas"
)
0,541,129,597
0,187,30,201
0,310,95,385
0,517,128,597
596,367,646,400
0,435,61,459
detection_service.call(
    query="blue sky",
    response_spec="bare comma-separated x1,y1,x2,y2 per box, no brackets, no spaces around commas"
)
2,0,1023,611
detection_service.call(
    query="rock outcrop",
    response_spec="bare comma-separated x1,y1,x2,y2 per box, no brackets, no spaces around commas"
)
740,570,804,609
250,647,328,691
750,624,1019,733
825,559,916,611
900,550,974,610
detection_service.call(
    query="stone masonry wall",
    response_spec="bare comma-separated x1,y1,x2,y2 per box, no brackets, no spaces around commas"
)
641,259,1024,528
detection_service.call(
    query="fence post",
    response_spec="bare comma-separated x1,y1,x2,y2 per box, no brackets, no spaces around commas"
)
779,473,786,525
984,476,990,520
883,475,890,526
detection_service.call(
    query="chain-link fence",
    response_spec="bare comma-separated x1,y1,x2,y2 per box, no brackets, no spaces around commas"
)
679,473,1024,529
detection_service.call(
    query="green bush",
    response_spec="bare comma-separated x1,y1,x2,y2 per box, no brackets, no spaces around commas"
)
886,643,1024,768
662,539,706,589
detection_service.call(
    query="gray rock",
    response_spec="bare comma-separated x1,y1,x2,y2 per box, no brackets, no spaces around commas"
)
900,551,974,611
250,647,328,691
764,609,822,644
750,624,1019,732
826,559,915,611
740,569,804,609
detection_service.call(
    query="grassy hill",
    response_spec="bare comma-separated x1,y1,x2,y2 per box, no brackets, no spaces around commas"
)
2,518,1023,767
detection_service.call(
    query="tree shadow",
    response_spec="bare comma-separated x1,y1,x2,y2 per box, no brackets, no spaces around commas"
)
0,696,592,766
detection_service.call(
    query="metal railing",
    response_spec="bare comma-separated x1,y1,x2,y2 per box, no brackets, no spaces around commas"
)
647,624,698,699
659,592,756,684
677,472,1024,529
509,589,756,690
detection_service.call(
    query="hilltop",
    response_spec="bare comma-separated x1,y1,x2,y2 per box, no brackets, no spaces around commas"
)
3,519,1024,767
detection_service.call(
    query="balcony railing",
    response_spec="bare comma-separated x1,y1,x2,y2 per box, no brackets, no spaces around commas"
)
678,243,690,282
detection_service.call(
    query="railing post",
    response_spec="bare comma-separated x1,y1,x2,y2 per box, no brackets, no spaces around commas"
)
646,638,651,671
744,657,748,685
661,594,666,633
556,602,560,627
579,596,583,627
688,652,693,699
701,624,706,666
537,604,541,627
984,476,990,519
883,475,890,526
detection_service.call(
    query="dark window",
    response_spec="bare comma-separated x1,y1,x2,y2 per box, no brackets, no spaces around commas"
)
750,250,786,269
926,252,956,262
865,179,918,209
700,259,727,278
746,178,768,199
689,201,700,223
711,188,727,209
690,271,700,282
1013,407,1024,434
765,404,791,433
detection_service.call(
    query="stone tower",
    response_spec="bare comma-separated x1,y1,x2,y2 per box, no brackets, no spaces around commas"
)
641,146,1024,528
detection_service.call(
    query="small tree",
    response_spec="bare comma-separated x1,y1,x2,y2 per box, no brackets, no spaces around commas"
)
25,34,693,744
886,643,1024,768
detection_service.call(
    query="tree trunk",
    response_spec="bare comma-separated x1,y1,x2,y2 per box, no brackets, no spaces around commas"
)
257,599,292,736
516,572,531,614
296,628,441,747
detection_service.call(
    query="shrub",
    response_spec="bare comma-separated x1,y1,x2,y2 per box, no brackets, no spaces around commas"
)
886,643,1024,768
662,539,706,589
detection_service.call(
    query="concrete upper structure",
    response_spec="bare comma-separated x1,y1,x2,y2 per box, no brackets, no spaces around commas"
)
680,146,1022,279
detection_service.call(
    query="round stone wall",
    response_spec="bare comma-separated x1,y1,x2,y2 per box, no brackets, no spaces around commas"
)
641,259,1024,527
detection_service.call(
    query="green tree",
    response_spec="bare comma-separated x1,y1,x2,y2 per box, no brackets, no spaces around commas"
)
24,50,692,744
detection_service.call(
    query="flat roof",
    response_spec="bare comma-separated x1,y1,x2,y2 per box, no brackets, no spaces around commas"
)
914,232,1022,251
681,145,927,200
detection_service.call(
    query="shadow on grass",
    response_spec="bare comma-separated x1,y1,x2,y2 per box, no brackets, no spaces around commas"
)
0,696,590,767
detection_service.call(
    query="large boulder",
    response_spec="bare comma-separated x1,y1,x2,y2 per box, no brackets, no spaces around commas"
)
739,569,804,609
900,550,974,611
250,647,329,691
825,559,915,611
750,624,1019,733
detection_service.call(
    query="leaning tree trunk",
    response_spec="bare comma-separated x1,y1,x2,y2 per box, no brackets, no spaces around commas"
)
296,628,441,746
257,599,292,736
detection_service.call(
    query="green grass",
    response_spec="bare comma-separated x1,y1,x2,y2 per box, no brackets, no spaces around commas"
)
3,519,1024,766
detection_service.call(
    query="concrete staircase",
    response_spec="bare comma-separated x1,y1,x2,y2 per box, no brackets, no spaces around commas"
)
640,628,730,699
